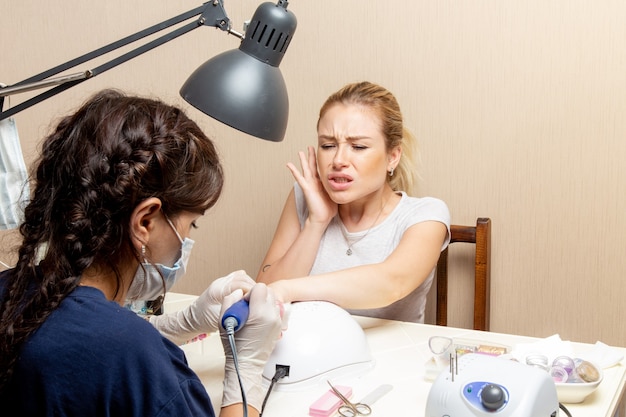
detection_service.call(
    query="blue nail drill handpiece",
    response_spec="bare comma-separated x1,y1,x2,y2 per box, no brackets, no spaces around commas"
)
221,298,250,333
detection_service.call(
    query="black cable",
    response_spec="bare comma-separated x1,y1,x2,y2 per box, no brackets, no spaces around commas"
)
227,330,248,417
559,402,573,417
260,366,290,417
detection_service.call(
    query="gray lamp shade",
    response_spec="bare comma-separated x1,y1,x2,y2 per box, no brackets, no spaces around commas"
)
180,48,288,142
181,2,296,142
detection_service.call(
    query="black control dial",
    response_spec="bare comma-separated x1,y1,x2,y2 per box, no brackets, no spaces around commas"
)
480,384,506,410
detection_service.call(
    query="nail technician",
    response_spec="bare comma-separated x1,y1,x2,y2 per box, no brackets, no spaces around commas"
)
0,90,282,417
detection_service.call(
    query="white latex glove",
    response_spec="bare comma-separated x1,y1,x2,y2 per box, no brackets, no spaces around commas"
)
149,270,255,345
220,283,282,412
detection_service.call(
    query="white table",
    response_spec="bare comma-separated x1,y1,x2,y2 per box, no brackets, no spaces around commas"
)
165,293,626,417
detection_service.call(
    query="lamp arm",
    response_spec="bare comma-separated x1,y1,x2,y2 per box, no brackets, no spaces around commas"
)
0,1,235,121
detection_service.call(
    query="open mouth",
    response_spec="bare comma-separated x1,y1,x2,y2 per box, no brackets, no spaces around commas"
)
327,174,353,190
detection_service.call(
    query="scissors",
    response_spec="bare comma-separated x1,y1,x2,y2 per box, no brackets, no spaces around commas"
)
327,381,372,417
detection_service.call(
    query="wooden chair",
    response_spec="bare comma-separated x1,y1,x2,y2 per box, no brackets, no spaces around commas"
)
435,217,491,331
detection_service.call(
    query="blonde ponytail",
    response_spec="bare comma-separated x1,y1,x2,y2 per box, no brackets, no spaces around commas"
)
389,126,419,196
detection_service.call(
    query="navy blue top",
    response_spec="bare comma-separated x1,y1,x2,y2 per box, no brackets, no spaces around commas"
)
0,269,216,417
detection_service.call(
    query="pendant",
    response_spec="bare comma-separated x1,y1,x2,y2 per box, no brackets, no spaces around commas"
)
346,248,353,256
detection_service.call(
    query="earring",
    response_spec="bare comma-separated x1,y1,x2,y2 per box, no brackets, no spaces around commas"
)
389,167,395,177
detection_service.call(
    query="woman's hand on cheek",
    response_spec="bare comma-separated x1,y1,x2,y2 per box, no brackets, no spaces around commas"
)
286,146,337,226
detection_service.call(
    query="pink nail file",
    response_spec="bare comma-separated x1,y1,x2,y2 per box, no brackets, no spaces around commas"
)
308,385,352,417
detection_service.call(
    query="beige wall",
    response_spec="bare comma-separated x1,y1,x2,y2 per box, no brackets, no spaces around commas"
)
2,1,625,346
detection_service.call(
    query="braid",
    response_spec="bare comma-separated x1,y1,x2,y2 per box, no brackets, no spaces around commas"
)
0,89,223,391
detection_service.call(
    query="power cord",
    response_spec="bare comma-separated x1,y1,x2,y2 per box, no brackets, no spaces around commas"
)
221,299,251,416
559,403,572,417
225,324,248,417
260,365,290,417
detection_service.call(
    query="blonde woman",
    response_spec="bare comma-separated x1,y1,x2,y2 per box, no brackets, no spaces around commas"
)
258,81,450,323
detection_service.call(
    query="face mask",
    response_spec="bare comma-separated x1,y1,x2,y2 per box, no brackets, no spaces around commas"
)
126,214,195,301
0,112,30,230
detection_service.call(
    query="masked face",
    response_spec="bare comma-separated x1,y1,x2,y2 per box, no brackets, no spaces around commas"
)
126,214,195,301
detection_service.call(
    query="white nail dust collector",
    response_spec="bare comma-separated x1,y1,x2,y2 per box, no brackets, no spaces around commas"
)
426,353,559,417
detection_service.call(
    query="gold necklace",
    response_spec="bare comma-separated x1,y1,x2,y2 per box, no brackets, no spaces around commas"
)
339,198,387,256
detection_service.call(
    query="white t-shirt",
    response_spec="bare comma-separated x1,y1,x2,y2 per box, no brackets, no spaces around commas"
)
294,183,451,322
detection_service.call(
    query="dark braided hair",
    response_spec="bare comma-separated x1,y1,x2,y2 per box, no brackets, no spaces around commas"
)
0,89,224,391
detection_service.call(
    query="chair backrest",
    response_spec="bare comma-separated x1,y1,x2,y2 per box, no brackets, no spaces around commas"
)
435,217,491,331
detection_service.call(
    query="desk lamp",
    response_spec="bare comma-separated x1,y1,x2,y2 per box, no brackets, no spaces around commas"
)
0,1,297,142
